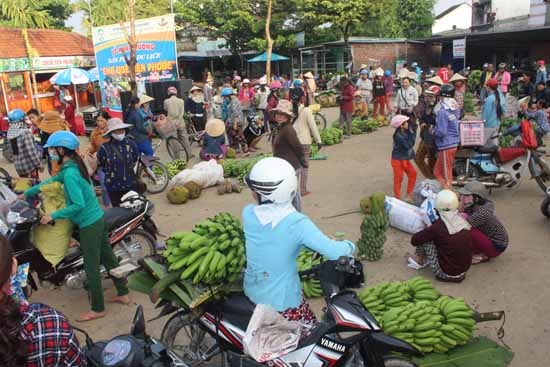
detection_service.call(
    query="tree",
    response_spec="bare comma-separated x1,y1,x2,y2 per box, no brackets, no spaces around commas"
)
265,0,273,82
37,0,72,29
396,0,435,39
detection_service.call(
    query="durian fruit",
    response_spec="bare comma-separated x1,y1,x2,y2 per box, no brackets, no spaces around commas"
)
184,181,202,199
166,185,189,204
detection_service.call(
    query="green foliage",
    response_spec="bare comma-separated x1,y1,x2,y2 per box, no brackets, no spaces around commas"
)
467,70,482,94
395,0,435,38
320,127,344,145
463,93,475,114
500,118,520,147
0,0,49,28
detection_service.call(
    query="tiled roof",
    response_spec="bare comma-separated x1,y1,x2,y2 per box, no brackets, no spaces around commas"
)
0,27,94,59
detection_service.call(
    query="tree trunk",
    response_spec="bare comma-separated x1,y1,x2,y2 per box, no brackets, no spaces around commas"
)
122,0,138,96
265,0,274,82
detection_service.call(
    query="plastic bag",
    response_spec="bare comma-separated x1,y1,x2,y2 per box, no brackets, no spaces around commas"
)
169,160,224,189
243,304,302,362
412,179,442,206
32,182,73,267
0,182,17,217
385,197,431,234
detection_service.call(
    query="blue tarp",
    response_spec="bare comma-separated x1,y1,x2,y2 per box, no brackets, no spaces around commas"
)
248,51,289,62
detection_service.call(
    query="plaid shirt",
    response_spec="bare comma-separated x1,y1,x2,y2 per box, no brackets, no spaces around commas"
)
21,303,85,367
11,129,41,176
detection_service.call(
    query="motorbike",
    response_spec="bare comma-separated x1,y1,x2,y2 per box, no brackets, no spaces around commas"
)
156,257,421,367
0,130,14,163
1,193,158,292
453,124,550,194
79,305,186,366
542,195,550,218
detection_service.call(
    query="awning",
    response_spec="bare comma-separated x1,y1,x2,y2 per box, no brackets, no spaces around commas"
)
178,50,232,59
248,52,289,62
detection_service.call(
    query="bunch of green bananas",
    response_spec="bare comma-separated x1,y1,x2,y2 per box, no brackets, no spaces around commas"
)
166,159,187,179
164,212,246,285
432,296,476,353
297,249,324,299
359,281,410,319
406,276,441,302
357,211,389,261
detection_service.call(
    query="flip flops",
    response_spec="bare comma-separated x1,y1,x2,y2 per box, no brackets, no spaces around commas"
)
407,256,427,270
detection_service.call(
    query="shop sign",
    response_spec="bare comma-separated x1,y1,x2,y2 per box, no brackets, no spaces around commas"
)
92,14,178,112
0,58,30,72
453,39,465,59
33,56,96,70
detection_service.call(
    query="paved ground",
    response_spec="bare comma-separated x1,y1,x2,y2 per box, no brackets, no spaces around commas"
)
3,107,549,365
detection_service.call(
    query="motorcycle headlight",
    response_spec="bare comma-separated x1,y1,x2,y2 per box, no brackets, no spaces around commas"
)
101,339,132,366
6,211,25,226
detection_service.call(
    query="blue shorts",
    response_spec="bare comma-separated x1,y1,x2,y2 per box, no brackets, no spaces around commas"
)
136,140,154,156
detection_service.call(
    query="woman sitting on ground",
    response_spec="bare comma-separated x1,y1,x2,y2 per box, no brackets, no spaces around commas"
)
200,119,227,160
243,114,264,152
458,181,508,264
0,235,85,366
410,190,472,283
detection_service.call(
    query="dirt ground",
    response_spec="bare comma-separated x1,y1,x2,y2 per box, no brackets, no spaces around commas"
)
3,107,549,365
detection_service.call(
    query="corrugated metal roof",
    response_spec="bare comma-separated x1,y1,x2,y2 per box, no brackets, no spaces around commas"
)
299,37,424,50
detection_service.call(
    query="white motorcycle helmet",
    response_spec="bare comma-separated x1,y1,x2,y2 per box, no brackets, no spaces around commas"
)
246,157,297,204
435,190,459,212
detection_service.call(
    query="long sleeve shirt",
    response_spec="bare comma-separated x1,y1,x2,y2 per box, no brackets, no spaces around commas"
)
392,127,416,160
434,102,461,150
396,86,419,112
126,109,149,143
164,96,185,126
243,204,355,310
524,109,550,134
273,123,307,169
536,68,547,85
97,138,140,192
293,105,321,145
482,91,507,129
12,129,41,176
24,161,103,228
496,71,511,93
465,201,508,251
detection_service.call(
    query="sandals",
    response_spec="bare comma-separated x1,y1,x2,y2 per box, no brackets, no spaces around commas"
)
407,256,427,270
472,254,490,265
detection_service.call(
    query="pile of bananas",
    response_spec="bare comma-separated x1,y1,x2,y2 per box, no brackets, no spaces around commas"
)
166,159,187,179
164,212,246,285
357,193,389,261
297,249,323,299
359,277,475,354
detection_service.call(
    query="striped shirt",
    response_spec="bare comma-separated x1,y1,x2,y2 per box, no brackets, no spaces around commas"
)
466,201,509,251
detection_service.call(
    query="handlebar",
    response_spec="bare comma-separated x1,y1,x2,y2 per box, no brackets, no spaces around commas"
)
299,256,364,298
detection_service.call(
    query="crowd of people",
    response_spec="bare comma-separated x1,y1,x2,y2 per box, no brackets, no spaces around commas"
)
3,57,550,366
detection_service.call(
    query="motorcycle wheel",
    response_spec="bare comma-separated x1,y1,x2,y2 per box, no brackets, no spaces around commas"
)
532,156,550,194
161,312,221,366
139,161,169,194
114,229,156,264
542,196,550,218
452,159,482,183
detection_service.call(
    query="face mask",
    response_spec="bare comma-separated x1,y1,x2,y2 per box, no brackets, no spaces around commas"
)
48,151,60,161
112,132,125,141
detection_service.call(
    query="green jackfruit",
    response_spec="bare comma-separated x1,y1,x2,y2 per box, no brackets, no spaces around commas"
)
184,181,202,199
166,186,190,204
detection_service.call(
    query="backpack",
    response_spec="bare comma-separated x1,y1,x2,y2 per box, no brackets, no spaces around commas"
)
521,119,538,149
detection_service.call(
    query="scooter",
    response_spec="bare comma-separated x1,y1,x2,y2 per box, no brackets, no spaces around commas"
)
453,124,550,194
79,305,186,366
2,194,158,292
157,257,421,367
542,195,550,218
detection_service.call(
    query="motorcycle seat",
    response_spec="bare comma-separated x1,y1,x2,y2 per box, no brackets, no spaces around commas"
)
477,145,498,154
103,207,138,230
498,147,526,163
212,294,256,331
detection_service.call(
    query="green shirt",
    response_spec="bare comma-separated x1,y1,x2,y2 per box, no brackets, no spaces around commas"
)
25,160,103,228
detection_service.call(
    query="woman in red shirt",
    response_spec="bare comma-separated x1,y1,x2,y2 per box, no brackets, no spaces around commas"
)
339,77,356,138
63,95,76,134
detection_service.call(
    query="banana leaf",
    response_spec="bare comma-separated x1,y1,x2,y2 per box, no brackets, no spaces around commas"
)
411,337,513,367
128,271,184,307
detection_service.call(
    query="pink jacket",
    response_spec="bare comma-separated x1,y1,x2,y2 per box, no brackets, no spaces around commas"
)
496,71,511,93
238,87,255,104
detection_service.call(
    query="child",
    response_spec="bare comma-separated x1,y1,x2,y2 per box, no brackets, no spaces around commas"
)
353,90,369,119
372,69,386,117
390,115,417,201
244,114,264,152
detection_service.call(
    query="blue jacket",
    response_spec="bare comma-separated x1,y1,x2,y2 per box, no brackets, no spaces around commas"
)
392,127,415,160
203,134,225,156
126,109,149,143
242,205,355,311
482,91,507,129
434,101,461,151
97,137,140,192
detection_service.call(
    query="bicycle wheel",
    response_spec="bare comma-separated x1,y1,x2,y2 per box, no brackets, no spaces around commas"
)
314,112,327,130
139,161,169,194
166,137,189,162
187,124,199,146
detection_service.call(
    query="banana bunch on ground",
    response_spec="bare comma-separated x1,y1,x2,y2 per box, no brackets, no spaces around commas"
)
406,276,441,302
359,281,410,319
163,212,246,285
166,159,187,178
357,192,389,261
297,249,323,299
433,296,476,353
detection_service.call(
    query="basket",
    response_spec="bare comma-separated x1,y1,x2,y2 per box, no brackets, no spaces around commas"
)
153,117,177,139
310,103,321,114
459,121,484,146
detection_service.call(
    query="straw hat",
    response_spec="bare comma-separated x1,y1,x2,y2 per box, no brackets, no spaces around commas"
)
139,94,154,104
398,68,409,79
270,99,294,118
103,117,132,136
189,86,202,93
354,90,363,97
205,119,226,137
36,111,69,134
304,71,314,79
426,76,444,86
375,67,384,77
449,73,467,83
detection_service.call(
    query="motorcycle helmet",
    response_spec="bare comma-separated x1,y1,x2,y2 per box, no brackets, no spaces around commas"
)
44,130,80,150
411,62,418,68
221,87,235,97
293,79,303,87
8,109,25,123
242,78,251,84
384,70,392,77
439,84,455,98
270,81,282,90
435,190,459,212
245,157,297,204
425,85,441,96
167,86,178,95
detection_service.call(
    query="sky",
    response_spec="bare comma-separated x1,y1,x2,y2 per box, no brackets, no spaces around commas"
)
65,0,467,35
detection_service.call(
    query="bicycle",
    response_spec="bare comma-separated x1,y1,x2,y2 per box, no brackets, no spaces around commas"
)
152,116,190,162
136,141,169,194
314,111,328,129
185,114,204,146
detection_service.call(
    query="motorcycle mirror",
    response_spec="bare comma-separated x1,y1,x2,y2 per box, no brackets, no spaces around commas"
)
130,305,147,338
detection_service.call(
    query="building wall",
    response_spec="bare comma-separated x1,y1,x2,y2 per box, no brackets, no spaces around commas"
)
493,0,530,20
432,4,472,35
351,43,438,72
529,0,549,27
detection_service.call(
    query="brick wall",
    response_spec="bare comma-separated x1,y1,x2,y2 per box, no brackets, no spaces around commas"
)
351,42,438,72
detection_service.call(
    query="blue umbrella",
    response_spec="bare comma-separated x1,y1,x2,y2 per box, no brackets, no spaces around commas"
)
248,52,289,63
88,67,99,82
49,67,93,85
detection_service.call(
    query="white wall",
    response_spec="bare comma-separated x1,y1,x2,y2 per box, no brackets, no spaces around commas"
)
493,0,530,20
432,4,472,34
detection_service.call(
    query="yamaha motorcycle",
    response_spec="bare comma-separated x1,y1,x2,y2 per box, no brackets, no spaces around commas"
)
2,194,158,291
80,305,186,366
157,257,421,367
453,124,550,194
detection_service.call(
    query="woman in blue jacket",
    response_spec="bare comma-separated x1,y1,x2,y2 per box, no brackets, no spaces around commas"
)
481,78,506,146
126,96,153,156
243,157,355,324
